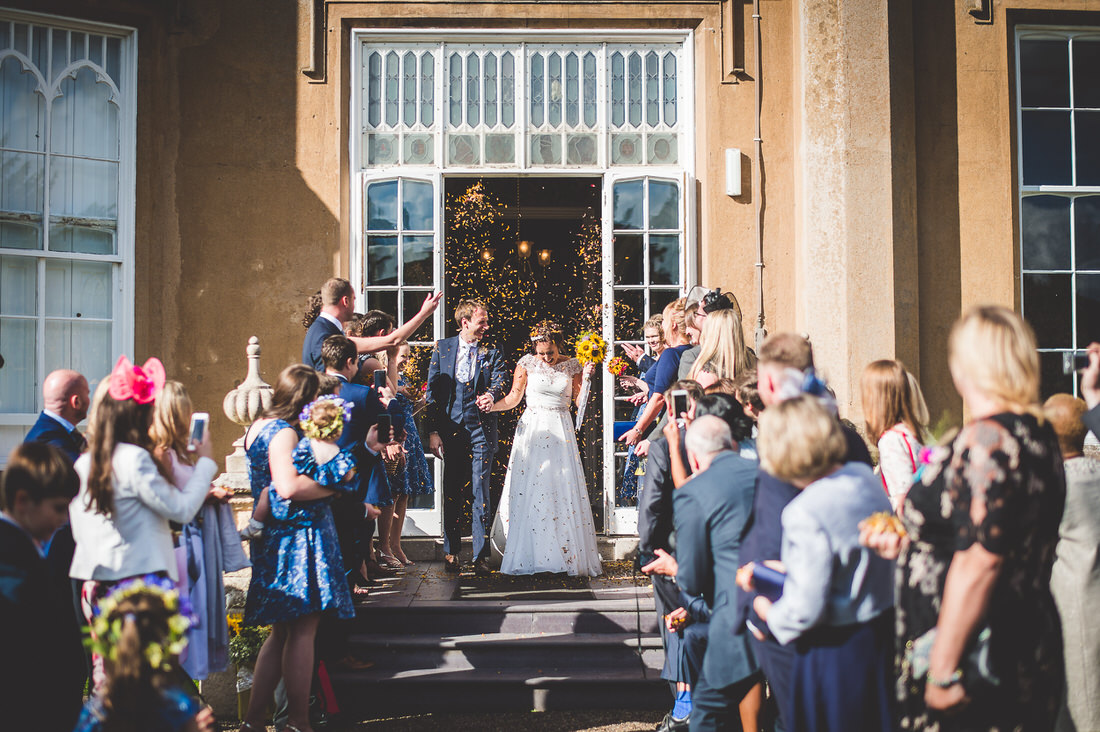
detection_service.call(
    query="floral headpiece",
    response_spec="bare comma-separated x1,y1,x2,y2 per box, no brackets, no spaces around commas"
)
85,574,194,671
108,355,166,404
299,395,354,441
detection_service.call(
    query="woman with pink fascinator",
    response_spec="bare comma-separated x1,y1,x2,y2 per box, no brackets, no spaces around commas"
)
69,355,218,691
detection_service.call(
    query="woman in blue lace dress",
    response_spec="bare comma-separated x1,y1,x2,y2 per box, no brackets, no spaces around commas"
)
384,342,434,566
239,365,352,732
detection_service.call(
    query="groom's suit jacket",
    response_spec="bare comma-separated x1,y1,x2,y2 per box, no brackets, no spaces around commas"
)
425,335,509,448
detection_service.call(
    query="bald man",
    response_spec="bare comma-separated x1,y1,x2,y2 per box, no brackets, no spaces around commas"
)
24,369,89,463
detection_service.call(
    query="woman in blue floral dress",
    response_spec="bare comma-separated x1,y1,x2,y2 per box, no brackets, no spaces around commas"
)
385,342,434,566
239,365,353,732
619,318,665,504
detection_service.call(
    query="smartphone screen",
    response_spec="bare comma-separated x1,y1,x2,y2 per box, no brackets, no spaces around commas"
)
670,390,689,423
187,412,209,452
373,368,387,390
375,414,392,442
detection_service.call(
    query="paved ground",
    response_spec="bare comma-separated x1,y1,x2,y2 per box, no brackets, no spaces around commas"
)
218,709,664,731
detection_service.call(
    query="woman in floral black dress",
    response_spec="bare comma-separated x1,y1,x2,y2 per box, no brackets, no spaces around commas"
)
864,305,1065,731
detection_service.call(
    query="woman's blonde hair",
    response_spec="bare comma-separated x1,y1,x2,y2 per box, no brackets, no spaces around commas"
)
861,360,928,443
150,381,194,468
948,305,1040,412
662,298,689,346
757,395,847,483
689,308,755,382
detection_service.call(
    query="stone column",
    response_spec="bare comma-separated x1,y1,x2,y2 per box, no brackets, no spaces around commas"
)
793,0,918,421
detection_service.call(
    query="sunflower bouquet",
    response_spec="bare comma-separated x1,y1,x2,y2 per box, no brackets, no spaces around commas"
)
575,331,607,367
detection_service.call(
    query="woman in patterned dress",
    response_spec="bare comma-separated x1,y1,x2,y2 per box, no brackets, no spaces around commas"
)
863,306,1065,731
385,341,434,566
239,365,354,732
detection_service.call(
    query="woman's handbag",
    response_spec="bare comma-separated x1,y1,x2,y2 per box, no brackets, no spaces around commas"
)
910,625,1001,687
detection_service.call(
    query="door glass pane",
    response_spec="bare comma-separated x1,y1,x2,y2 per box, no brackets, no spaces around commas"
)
565,52,579,127
367,52,382,128
649,288,679,319
650,234,680,285
1077,274,1100,345
403,52,417,127
367,180,398,230
403,235,434,286
1020,39,1069,108
1021,110,1071,186
614,234,644,285
385,51,400,127
1021,195,1070,270
548,53,562,128
44,320,111,384
613,180,643,230
1039,351,1074,400
401,291,434,341
583,53,597,128
649,180,679,229
614,288,644,341
45,259,112,318
420,53,434,127
1075,195,1100,271
0,255,36,315
0,317,35,412
1023,273,1072,349
403,180,433,231
501,52,515,128
484,53,498,128
1075,111,1100,186
1074,40,1100,109
367,289,398,317
466,54,480,127
367,235,398,285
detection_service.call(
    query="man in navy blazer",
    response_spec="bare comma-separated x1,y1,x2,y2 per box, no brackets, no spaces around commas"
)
645,416,759,732
303,279,356,371
425,299,509,575
24,369,89,463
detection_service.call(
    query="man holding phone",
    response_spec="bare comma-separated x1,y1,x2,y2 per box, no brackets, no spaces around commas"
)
425,300,509,576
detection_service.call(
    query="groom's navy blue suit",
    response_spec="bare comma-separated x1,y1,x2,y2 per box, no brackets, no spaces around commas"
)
426,335,509,561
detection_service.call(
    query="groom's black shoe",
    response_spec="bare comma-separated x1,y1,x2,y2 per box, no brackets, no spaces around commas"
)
444,554,461,574
473,558,492,577
654,711,690,732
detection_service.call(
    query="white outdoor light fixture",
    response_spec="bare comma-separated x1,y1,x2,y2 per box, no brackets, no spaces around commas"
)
725,148,742,197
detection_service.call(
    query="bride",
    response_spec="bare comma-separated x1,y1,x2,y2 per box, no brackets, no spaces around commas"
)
489,321,603,576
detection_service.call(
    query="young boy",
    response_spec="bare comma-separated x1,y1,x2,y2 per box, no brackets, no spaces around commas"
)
0,442,84,731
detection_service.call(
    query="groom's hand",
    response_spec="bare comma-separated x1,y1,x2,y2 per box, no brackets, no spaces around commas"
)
429,432,444,459
476,393,495,412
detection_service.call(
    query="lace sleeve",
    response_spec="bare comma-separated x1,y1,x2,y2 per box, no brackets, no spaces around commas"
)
561,358,582,375
518,354,536,371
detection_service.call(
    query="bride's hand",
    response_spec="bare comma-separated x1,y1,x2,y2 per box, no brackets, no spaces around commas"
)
582,362,595,378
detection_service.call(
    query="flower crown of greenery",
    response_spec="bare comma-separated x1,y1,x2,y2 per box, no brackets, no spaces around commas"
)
299,395,354,441
86,575,194,672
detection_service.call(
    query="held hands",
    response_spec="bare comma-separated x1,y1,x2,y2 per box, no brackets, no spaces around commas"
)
476,393,495,412
641,547,678,577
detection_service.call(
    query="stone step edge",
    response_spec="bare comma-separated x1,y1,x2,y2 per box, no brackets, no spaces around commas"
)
328,666,666,684
347,632,664,649
355,598,656,613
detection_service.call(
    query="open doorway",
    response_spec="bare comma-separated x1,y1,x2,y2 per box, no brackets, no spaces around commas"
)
441,177,606,530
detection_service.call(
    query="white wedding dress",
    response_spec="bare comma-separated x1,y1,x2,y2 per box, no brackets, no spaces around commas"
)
492,354,602,576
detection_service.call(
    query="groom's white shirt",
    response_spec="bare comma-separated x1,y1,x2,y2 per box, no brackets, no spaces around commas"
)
456,335,478,382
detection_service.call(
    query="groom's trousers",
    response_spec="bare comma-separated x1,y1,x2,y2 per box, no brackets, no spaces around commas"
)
441,430,496,561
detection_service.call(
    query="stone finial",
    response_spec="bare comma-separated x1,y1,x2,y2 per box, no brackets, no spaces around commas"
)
223,336,273,426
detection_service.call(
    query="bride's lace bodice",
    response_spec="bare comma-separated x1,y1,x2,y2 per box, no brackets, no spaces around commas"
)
519,354,580,411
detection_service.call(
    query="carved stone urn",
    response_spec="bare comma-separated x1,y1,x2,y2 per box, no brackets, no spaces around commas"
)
213,336,273,494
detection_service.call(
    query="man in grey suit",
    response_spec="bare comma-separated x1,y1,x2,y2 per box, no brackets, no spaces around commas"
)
644,416,759,731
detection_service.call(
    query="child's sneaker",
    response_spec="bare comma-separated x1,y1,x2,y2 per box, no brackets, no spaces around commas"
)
239,517,264,540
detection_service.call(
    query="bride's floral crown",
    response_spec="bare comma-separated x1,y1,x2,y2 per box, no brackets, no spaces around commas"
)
530,321,564,343
299,395,354,441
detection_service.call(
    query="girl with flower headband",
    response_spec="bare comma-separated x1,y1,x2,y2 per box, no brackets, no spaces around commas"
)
70,355,218,691
240,395,358,539
74,576,215,732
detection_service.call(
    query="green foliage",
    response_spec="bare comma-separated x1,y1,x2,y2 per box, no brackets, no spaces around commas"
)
228,624,271,670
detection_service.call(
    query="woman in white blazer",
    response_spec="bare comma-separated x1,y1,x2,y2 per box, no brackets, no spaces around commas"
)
69,356,215,689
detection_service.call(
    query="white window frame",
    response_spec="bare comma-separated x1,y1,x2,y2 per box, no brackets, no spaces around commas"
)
350,29,696,536
1015,26,1100,400
0,10,136,464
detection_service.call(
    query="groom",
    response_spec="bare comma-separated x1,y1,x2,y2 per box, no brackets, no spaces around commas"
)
426,299,510,575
